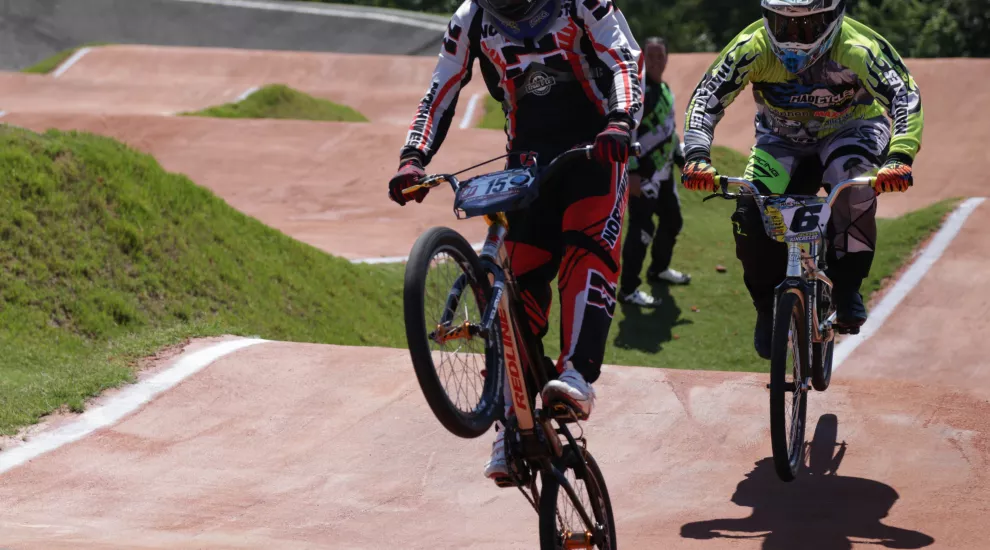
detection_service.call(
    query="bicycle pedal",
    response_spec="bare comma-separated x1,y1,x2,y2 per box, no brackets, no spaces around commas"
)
549,401,584,423
493,476,520,488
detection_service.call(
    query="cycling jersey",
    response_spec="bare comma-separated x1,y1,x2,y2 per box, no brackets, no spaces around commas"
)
684,17,924,162
634,80,679,168
401,0,643,162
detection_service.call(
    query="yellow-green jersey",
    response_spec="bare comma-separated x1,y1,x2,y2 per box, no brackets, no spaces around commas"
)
684,17,923,162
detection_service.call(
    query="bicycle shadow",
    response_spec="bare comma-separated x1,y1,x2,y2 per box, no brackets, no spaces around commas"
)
680,414,935,549
613,283,691,353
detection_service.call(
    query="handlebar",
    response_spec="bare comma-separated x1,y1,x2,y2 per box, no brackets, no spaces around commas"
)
403,142,642,197
706,175,877,208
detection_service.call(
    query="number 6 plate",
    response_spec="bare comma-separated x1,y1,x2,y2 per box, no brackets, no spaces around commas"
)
454,168,539,219
760,196,831,243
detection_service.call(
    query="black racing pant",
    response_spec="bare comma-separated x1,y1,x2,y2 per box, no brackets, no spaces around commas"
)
619,174,683,294
504,151,628,384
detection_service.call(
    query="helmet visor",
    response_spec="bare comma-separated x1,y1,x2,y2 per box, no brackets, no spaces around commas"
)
763,9,838,46
485,0,533,20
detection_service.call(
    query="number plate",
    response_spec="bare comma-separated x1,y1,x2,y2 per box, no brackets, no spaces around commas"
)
760,196,831,243
454,169,539,218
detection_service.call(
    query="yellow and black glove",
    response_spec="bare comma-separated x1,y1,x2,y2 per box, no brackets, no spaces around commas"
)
681,158,719,192
874,154,913,194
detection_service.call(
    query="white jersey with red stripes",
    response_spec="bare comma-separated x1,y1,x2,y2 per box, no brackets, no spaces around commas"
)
402,0,644,162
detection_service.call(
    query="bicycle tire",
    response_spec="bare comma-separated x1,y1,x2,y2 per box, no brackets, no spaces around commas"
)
539,446,616,550
769,291,809,482
403,226,502,439
812,282,833,392
812,340,833,392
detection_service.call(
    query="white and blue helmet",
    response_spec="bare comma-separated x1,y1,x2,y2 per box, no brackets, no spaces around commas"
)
761,0,846,74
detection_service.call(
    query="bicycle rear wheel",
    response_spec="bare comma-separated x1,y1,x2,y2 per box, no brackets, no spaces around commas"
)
403,227,502,439
539,446,616,550
769,291,809,482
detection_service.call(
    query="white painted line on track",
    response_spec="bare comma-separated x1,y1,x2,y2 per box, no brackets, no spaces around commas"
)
459,93,482,129
833,197,987,370
353,242,485,264
236,86,260,102
0,338,269,476
171,0,447,31
52,47,92,79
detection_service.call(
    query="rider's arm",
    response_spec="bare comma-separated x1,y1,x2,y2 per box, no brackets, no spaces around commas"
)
683,20,767,161
578,0,644,127
844,20,924,162
400,1,479,165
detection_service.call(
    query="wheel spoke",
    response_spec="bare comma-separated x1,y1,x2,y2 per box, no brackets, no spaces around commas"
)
422,248,488,414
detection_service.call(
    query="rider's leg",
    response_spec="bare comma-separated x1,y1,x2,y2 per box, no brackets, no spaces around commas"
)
820,118,891,332
484,187,563,484
648,165,690,284
734,141,811,358
544,158,628,417
619,172,661,306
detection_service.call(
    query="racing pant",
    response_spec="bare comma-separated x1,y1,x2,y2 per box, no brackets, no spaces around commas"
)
733,117,890,312
504,150,628,384
620,160,683,294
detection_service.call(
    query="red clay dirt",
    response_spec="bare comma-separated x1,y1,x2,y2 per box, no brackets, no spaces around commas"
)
842,202,990,398
47,44,492,126
2,112,503,260
0,342,983,549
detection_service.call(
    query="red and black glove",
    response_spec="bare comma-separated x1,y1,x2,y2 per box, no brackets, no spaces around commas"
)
681,158,719,192
593,120,632,164
388,156,427,206
874,154,913,194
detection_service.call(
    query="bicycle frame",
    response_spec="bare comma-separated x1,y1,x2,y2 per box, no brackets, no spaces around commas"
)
715,176,875,344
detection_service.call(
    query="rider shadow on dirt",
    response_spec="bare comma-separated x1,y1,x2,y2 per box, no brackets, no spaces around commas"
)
680,414,935,550
613,283,691,353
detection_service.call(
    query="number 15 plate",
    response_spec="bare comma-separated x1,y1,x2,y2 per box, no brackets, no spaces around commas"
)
454,169,538,218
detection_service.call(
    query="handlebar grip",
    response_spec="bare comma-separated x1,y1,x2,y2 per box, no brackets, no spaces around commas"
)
631,142,642,157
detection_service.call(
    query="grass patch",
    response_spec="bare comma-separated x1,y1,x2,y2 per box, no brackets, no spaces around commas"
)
22,42,109,74
480,96,506,131
0,125,400,434
181,84,368,122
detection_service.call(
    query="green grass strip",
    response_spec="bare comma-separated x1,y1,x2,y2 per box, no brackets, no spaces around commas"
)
182,84,368,122
22,43,110,74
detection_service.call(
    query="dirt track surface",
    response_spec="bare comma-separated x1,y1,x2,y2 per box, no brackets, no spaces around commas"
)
0,342,984,549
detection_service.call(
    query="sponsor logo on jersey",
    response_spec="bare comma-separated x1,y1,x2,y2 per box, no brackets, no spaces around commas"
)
524,71,556,96
789,88,855,107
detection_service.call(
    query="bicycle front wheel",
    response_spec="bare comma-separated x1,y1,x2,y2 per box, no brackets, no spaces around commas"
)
769,290,809,482
539,446,616,550
403,227,502,439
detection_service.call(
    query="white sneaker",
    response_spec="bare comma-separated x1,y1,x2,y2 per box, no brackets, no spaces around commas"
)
542,364,596,420
484,429,509,482
618,289,660,308
651,268,692,285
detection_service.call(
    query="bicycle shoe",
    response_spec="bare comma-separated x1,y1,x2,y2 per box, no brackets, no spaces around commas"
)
754,307,773,360
484,429,515,487
834,289,867,335
543,363,596,420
